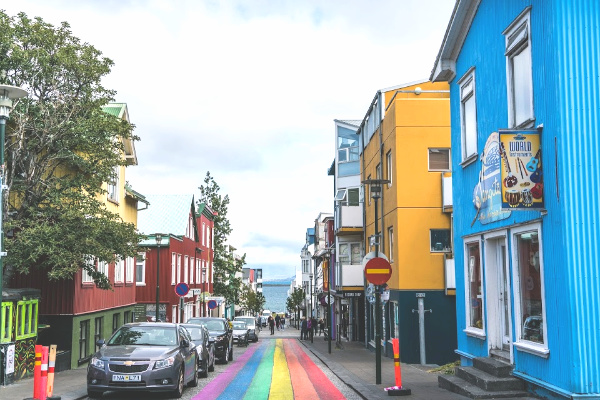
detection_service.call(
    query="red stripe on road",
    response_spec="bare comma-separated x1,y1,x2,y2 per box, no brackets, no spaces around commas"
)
283,340,319,399
288,340,345,400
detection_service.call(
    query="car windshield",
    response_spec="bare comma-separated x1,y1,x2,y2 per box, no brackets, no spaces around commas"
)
108,326,178,346
184,326,205,341
232,322,246,329
236,318,254,326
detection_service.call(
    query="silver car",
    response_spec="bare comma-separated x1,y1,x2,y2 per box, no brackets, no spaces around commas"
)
234,316,259,342
86,322,198,399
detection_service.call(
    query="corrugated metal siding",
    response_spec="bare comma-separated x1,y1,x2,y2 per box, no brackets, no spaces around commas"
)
556,0,600,393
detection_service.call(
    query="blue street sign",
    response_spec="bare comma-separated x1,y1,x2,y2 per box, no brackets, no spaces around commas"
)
175,282,189,297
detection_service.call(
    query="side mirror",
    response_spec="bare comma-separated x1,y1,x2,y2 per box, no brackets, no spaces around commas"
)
96,339,105,347
180,339,190,348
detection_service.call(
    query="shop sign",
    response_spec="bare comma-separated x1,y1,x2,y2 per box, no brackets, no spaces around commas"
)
473,132,511,225
499,129,543,209
341,292,363,298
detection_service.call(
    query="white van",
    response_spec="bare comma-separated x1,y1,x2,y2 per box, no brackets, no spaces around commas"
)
260,310,271,327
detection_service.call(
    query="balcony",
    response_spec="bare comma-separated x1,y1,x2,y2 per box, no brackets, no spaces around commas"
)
442,172,452,212
338,262,364,287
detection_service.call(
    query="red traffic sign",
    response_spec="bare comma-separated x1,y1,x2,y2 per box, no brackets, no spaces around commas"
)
207,300,217,309
175,282,190,297
364,257,392,286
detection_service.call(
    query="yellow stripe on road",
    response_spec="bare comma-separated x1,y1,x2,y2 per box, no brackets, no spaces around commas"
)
269,339,293,400
367,269,390,274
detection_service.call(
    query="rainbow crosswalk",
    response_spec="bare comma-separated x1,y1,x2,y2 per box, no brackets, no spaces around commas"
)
193,339,345,400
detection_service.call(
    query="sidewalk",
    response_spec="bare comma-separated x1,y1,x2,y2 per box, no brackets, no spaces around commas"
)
298,334,468,400
0,367,88,400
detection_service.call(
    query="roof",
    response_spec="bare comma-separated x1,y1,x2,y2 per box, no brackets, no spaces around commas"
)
334,119,362,128
137,194,195,245
430,0,481,82
101,102,138,166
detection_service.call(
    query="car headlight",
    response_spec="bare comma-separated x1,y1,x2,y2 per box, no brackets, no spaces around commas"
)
90,357,104,370
154,356,175,370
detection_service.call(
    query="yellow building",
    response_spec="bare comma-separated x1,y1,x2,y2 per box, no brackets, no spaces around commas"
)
358,80,456,364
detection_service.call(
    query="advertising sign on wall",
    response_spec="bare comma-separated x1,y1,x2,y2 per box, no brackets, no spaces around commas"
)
499,129,543,209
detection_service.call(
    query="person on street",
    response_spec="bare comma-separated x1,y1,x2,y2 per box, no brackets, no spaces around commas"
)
318,318,325,335
307,317,313,341
268,315,275,335
275,314,281,331
300,317,307,340
281,316,285,330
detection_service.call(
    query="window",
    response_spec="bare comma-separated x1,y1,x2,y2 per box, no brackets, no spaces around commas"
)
16,300,38,340
386,151,393,187
171,252,176,285
176,254,182,284
98,261,108,277
126,257,134,283
202,223,206,246
337,126,360,177
184,256,189,284
430,229,451,252
114,259,124,283
465,240,483,332
336,188,360,206
196,258,201,284
512,224,547,351
79,319,90,362
107,166,119,203
190,257,194,284
339,243,361,265
82,266,94,284
1,302,13,343
94,317,103,351
504,8,534,128
429,149,451,171
124,310,132,324
135,254,145,285
388,227,394,262
458,68,478,162
112,313,120,333
376,163,382,180
367,174,371,206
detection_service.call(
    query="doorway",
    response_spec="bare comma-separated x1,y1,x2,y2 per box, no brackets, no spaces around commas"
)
484,234,512,362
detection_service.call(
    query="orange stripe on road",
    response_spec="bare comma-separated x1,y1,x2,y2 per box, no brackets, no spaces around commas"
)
283,340,319,399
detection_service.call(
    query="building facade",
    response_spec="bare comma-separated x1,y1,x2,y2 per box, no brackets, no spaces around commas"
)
432,1,600,398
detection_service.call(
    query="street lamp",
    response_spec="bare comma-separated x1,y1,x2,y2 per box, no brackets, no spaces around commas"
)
155,233,163,322
363,178,389,385
0,84,27,294
309,272,313,343
202,267,206,317
326,248,333,354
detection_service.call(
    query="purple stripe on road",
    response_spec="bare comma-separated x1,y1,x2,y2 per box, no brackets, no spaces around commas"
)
192,342,263,400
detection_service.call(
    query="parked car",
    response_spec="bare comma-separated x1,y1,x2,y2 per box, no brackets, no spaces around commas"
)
86,322,197,399
181,323,215,378
187,317,233,364
231,321,249,346
234,316,259,342
260,310,272,327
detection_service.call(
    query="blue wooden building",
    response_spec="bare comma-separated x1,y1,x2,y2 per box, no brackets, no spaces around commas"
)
432,1,600,399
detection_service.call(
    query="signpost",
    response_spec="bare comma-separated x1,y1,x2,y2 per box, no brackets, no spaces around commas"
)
175,283,189,323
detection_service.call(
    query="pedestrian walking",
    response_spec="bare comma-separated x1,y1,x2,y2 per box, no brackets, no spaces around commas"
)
318,318,325,335
281,316,285,330
268,315,275,335
307,317,313,341
300,317,307,340
275,314,281,331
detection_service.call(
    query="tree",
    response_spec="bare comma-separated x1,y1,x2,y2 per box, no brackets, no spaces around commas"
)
198,172,244,310
0,11,142,289
239,286,266,316
286,287,305,329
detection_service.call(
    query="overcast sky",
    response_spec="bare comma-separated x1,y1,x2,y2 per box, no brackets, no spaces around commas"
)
3,1,455,279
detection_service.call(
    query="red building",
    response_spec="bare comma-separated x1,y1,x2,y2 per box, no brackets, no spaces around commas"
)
135,194,215,323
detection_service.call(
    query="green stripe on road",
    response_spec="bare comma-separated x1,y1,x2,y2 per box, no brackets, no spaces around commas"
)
243,340,275,400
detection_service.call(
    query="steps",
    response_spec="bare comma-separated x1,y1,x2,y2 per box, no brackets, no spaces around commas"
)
438,357,532,399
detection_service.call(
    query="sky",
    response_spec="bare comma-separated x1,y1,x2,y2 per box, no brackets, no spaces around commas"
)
2,1,455,279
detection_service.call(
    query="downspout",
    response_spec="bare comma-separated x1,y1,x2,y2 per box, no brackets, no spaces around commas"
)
377,97,387,358
358,114,368,349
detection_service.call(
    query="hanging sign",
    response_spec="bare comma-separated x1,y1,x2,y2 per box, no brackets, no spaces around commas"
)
499,129,543,209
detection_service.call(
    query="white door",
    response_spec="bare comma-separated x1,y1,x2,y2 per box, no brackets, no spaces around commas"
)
498,243,511,350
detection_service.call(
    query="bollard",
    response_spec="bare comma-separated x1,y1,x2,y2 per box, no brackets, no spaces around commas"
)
47,345,57,398
384,338,411,396
40,346,49,400
34,344,42,399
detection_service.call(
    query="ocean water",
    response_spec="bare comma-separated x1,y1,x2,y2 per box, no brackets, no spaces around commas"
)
262,284,289,313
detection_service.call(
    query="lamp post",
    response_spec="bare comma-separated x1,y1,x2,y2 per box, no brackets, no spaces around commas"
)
0,85,26,295
202,267,206,317
309,272,313,343
363,178,389,385
326,249,332,354
155,233,163,322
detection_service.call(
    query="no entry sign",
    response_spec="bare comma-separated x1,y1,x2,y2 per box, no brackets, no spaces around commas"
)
364,257,392,286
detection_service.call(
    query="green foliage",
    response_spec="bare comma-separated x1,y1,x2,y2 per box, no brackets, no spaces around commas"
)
286,287,305,325
238,285,266,316
198,172,244,305
0,11,142,288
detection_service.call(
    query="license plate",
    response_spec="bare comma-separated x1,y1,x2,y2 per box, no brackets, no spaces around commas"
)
112,374,141,382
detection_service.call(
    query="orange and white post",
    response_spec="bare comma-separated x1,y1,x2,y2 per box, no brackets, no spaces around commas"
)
47,344,57,398
34,344,42,399
392,338,402,388
40,346,49,400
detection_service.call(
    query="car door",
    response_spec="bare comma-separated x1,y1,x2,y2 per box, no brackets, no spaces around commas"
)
179,327,195,382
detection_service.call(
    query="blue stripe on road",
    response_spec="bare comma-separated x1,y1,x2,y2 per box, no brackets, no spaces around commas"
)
216,341,270,400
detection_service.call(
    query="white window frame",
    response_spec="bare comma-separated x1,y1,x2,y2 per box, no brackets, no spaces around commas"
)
463,236,485,338
114,259,124,283
82,257,94,283
202,223,206,246
125,256,134,283
511,222,549,357
504,7,534,129
107,165,119,203
196,258,202,284
171,252,176,285
135,254,145,286
386,150,393,187
190,257,194,284
388,226,394,263
176,254,182,284
98,261,108,277
184,256,189,284
428,148,451,171
457,67,478,165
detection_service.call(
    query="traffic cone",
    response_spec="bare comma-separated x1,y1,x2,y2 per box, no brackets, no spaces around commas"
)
384,338,411,396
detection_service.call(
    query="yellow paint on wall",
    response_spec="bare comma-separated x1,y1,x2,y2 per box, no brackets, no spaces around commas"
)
269,339,293,400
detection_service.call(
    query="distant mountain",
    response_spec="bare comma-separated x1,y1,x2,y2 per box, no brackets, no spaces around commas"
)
262,276,294,285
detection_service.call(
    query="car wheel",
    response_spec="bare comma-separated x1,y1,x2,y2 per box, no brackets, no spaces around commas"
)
172,367,184,398
222,347,229,364
87,390,102,399
189,358,198,387
200,358,208,378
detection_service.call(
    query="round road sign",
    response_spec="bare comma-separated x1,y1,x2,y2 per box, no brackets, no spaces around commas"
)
175,282,190,297
207,300,217,310
364,257,392,286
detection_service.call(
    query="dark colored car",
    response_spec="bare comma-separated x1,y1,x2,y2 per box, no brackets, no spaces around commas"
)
86,322,197,399
187,317,233,364
180,323,215,378
231,321,249,346
234,316,259,342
